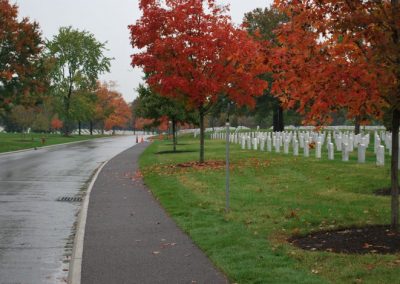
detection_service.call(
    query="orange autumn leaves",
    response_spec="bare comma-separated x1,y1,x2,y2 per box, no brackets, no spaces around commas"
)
95,82,131,131
269,0,397,125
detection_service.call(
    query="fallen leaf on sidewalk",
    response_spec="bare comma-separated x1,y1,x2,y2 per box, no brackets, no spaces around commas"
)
131,170,143,181
152,251,160,255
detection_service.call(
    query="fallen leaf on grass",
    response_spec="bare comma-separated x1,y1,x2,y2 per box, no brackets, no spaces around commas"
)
366,264,375,271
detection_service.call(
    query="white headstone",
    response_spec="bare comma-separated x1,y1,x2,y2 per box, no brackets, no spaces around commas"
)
336,136,342,151
374,135,380,154
327,134,332,149
376,145,385,166
328,142,334,160
260,138,265,151
293,140,299,156
275,140,280,153
358,144,366,163
316,141,322,159
253,138,258,151
342,143,349,162
304,142,309,157
348,137,354,152
299,134,304,148
284,140,289,154
267,136,272,152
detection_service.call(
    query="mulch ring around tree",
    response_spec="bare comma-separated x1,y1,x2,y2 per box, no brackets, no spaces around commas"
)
289,225,400,254
374,187,391,196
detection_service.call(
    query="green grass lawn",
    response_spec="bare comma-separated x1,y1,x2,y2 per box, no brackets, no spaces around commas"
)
139,135,399,284
0,132,107,153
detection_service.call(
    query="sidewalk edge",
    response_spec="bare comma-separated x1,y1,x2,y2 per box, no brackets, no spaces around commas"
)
67,159,110,284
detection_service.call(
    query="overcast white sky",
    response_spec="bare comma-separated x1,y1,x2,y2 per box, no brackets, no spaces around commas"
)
13,0,273,102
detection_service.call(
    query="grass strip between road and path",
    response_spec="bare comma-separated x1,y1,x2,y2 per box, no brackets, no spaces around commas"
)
0,133,108,154
139,135,400,284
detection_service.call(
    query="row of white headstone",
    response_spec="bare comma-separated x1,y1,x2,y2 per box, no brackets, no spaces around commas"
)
210,130,395,167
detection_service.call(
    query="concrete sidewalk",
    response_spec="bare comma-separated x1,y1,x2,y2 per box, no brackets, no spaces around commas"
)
81,142,228,284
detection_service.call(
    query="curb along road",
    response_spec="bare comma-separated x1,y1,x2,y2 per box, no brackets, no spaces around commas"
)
68,160,110,284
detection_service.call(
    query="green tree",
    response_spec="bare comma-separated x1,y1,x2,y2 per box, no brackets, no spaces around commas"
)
9,105,35,135
32,112,50,133
135,84,197,152
46,27,111,136
70,91,96,135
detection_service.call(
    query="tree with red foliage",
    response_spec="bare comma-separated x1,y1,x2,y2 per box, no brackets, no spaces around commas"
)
0,0,47,113
51,116,63,131
130,0,268,162
271,0,400,230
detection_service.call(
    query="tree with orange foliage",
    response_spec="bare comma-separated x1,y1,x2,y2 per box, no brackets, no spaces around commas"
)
0,0,47,113
271,0,400,230
95,81,131,133
130,0,268,163
104,95,132,133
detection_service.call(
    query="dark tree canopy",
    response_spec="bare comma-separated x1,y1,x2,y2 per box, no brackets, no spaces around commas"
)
243,6,290,131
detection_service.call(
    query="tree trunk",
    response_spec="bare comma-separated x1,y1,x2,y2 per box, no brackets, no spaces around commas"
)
391,109,399,231
391,0,399,231
172,119,177,152
355,116,361,135
199,110,205,163
90,121,93,135
273,103,284,132
273,105,278,132
78,121,81,136
278,105,284,131
63,88,72,136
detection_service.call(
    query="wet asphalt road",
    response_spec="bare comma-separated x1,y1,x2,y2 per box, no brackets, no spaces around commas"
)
0,136,138,284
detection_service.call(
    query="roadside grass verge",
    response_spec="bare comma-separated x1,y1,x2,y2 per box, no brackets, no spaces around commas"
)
139,135,399,284
0,133,108,153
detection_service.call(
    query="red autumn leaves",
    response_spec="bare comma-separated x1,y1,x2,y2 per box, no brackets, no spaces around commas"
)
129,0,268,111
